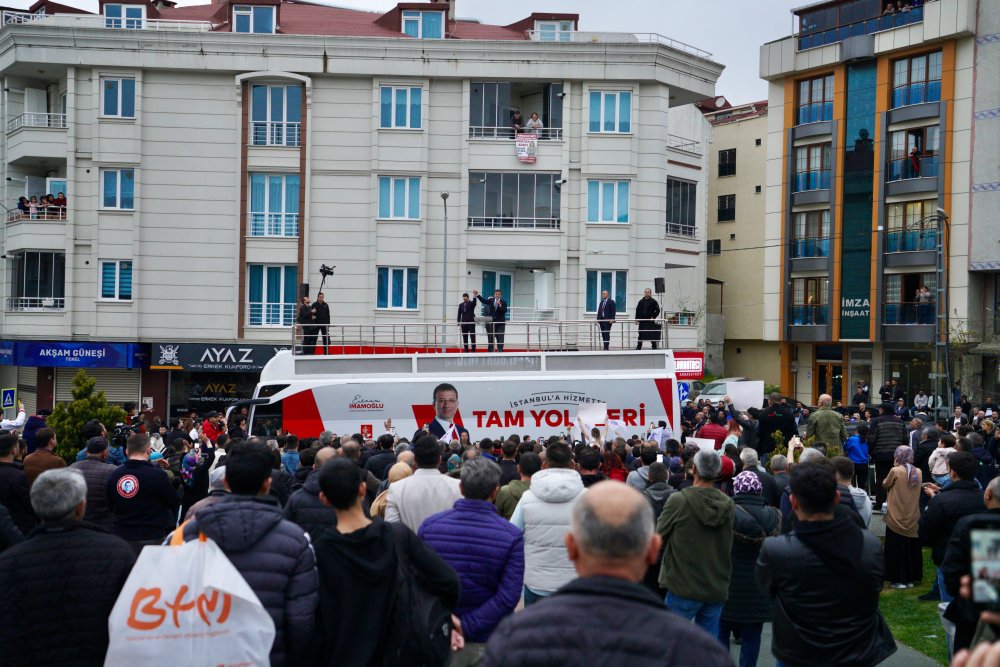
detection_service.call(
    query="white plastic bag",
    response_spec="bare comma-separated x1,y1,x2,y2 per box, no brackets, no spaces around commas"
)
104,531,275,666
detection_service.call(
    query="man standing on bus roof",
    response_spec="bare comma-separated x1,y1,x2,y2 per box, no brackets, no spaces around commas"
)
474,289,507,352
457,293,477,353
417,383,470,443
597,290,617,351
312,292,331,353
635,288,661,350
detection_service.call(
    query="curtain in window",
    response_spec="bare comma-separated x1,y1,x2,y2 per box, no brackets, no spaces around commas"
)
101,262,116,299
482,271,496,299
265,266,281,324
409,88,422,128
380,87,392,127
377,267,389,308
406,268,418,309
285,176,299,236
378,177,390,218
122,79,135,117
616,182,629,222
586,271,597,312
422,11,442,38
120,170,134,209
615,271,627,311
250,174,265,235
392,178,406,218
252,6,273,33
283,266,297,323
251,85,267,122
587,181,599,222
391,268,404,308
408,178,420,219
403,15,419,37
618,92,631,132
589,92,601,132
120,261,132,299
268,175,283,235
394,89,408,127
603,94,615,132
286,86,302,123
601,182,615,221
103,171,117,208
103,80,119,116
248,265,263,325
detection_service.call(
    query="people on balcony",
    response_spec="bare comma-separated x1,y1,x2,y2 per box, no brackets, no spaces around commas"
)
915,285,933,324
17,197,28,216
908,147,921,178
525,112,544,131
882,2,895,15
511,110,524,135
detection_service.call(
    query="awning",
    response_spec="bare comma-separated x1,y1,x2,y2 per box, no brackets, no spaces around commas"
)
970,262,1000,272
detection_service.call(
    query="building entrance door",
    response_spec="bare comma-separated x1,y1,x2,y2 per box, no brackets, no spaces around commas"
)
816,362,844,404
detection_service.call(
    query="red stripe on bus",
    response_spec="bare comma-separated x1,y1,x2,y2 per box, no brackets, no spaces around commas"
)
283,389,325,437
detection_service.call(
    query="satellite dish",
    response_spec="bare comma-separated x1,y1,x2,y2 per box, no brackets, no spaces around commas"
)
715,97,726,107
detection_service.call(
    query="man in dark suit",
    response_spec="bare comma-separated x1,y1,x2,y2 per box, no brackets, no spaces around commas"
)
596,290,616,351
312,292,331,352
457,293,478,352
757,392,798,457
634,288,661,350
414,383,470,442
474,289,507,352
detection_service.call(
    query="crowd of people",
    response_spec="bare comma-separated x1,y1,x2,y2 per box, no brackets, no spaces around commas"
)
16,192,68,219
2,382,1000,666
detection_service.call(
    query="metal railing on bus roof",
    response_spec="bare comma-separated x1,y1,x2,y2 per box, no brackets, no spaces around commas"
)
290,317,697,355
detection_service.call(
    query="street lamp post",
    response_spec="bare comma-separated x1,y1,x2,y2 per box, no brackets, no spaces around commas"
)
441,192,449,353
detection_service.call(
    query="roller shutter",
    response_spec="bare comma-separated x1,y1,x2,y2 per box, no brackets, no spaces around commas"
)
55,368,141,405
16,366,37,415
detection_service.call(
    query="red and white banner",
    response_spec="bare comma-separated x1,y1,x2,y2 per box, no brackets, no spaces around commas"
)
673,351,704,380
515,133,538,163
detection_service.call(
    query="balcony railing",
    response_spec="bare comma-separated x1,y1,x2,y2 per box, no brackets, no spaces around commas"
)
665,222,697,238
796,102,833,126
7,208,68,223
468,217,560,230
791,236,831,258
885,229,936,253
248,302,296,327
6,112,66,132
891,80,942,109
665,134,702,154
797,5,925,51
469,126,563,140
523,31,713,58
250,121,301,147
793,170,831,193
790,304,829,325
885,301,935,325
6,296,65,311
886,155,938,182
248,212,299,238
0,10,213,30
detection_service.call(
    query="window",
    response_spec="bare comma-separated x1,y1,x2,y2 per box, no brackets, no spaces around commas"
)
586,270,627,312
755,138,762,146
717,194,735,222
377,267,419,309
535,20,573,41
887,125,939,181
885,199,937,252
791,277,829,325
101,168,135,210
797,74,834,124
468,172,561,229
402,10,443,39
665,178,697,236
792,210,831,257
250,84,302,146
247,264,297,326
249,173,299,237
101,78,135,119
892,51,942,108
588,91,631,133
469,82,564,138
793,143,831,192
718,148,736,177
104,4,144,29
379,86,422,129
378,176,420,220
233,5,274,34
587,180,629,223
100,260,132,300
884,272,936,324
755,185,762,193
707,239,721,256
9,251,65,310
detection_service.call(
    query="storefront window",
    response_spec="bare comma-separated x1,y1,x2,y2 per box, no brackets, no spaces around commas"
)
884,349,932,407
168,372,261,418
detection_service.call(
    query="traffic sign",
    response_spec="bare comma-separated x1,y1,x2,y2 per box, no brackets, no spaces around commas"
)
677,382,690,403
1,388,15,410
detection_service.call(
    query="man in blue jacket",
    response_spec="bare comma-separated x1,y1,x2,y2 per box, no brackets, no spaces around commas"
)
420,458,524,665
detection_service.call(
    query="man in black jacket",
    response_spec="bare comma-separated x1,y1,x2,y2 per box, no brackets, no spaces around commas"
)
312,292,331,352
869,403,909,509
0,468,135,666
634,288,661,349
0,432,34,535
284,446,338,540
482,482,732,667
363,433,397,481
457,292,478,352
919,451,985,604
106,433,180,554
757,393,797,456
757,462,897,666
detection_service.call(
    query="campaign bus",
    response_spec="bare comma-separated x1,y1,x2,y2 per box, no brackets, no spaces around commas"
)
245,349,682,442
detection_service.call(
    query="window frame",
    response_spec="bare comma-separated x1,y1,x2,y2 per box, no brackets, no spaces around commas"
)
891,51,942,108
104,3,145,29
535,20,574,41
793,143,832,192
250,83,302,147
100,77,136,119
885,199,937,252
376,266,419,310
246,264,297,327
100,168,136,211
796,74,834,125
718,148,737,177
588,90,632,134
99,259,133,301
585,269,627,313
233,4,275,34
10,250,66,307
707,239,721,256
792,210,831,257
586,179,630,224
401,10,444,39
467,171,561,228
248,173,300,237
717,194,736,222
665,177,697,236
379,85,423,130
377,176,421,220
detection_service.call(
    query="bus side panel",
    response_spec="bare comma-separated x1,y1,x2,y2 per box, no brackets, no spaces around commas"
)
283,389,325,437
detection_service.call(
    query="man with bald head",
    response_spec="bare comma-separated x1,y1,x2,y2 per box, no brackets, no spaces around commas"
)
282,445,339,541
482,482,732,666
807,393,847,449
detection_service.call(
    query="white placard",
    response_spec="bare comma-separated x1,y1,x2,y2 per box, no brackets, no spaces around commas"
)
571,401,608,442
687,437,717,453
728,381,765,413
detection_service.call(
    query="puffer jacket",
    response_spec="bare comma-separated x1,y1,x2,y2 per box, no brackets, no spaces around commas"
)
420,499,525,642
282,472,338,542
510,468,584,594
869,414,908,460
180,495,319,667
721,494,781,624
70,456,116,530
0,520,135,667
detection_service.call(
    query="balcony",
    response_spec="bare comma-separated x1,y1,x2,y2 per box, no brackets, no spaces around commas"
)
791,237,831,258
885,228,935,253
790,304,830,326
886,155,938,182
250,121,301,147
797,102,834,126
884,301,935,325
665,222,697,238
523,31,713,59
6,113,67,165
797,4,925,51
5,297,65,311
467,217,560,230
469,127,563,141
793,170,831,193
7,112,65,132
891,81,942,109
248,212,298,238
247,302,296,327
7,208,68,224
0,10,212,31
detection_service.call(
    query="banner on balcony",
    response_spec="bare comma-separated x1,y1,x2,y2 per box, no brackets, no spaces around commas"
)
515,133,538,163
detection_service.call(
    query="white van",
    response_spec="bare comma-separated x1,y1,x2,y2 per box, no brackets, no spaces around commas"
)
695,377,751,404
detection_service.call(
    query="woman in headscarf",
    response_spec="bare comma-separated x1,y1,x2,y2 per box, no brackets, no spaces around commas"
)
370,461,413,518
882,445,923,588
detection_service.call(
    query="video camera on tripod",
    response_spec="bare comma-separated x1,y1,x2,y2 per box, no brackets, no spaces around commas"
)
111,415,143,448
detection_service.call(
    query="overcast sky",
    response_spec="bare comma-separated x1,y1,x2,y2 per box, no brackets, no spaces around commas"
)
13,0,803,104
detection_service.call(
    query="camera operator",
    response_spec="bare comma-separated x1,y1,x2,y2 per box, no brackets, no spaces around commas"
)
74,419,126,466
312,292,331,352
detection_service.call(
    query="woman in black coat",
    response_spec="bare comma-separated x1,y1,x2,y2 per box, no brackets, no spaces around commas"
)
719,471,782,667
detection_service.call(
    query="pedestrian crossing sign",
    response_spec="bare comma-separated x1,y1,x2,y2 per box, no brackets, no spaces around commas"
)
1,388,15,410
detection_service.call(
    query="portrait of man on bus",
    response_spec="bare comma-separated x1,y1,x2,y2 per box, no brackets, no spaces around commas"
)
421,382,469,443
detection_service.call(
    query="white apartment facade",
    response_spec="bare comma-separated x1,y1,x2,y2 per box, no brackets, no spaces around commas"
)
0,0,721,418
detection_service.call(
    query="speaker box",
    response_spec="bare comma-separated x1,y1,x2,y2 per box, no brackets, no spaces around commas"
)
301,283,310,298
654,277,665,293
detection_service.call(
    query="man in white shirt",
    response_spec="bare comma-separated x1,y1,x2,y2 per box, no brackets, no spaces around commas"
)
384,435,461,532
0,402,25,431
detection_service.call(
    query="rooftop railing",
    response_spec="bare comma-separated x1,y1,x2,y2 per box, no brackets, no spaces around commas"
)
524,31,713,59
0,11,213,31
797,5,925,51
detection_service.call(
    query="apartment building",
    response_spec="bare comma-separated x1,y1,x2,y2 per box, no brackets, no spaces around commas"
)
0,0,721,417
760,0,985,407
702,98,781,386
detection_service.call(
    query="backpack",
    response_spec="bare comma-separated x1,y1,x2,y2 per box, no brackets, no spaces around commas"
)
380,524,453,667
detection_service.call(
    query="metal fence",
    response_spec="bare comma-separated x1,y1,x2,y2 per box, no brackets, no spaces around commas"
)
6,112,66,132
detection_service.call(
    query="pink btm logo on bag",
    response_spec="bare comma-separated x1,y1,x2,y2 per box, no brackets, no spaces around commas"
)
127,585,232,630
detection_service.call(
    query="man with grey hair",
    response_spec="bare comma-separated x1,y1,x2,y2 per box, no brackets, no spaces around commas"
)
482,482,733,666
807,393,848,450
656,449,734,637
0,468,135,664
420,458,524,665
318,430,335,448
770,453,790,497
